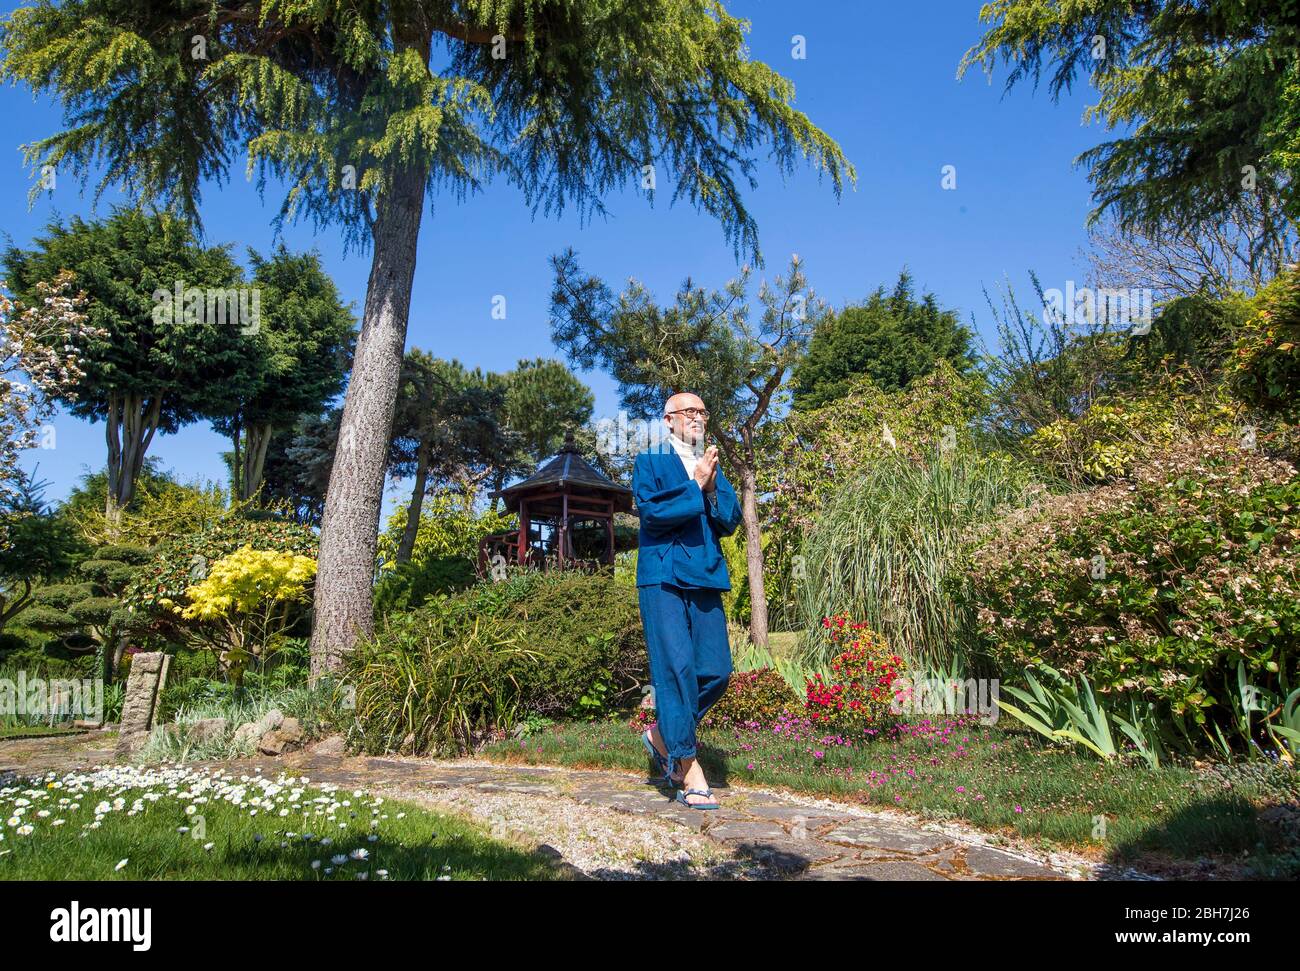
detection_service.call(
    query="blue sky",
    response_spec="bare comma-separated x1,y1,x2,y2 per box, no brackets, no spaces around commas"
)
4,0,1106,509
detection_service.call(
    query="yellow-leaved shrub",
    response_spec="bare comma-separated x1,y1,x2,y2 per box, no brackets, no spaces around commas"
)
179,546,316,682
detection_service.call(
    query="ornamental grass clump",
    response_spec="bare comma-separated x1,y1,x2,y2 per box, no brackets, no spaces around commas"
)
795,447,1032,673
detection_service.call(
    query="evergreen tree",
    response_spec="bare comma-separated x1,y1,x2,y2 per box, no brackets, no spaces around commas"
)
3,208,246,520
960,0,1300,230
551,251,824,648
389,352,505,563
792,270,973,409
211,245,356,501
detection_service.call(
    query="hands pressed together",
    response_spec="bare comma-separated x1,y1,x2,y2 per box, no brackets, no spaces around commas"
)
692,445,720,493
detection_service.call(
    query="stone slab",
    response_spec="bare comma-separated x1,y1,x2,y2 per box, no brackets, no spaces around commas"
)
821,820,956,854
706,820,789,842
958,845,1063,879
803,860,951,881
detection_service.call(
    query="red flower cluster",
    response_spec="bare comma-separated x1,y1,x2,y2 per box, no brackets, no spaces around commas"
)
806,615,906,733
627,707,656,733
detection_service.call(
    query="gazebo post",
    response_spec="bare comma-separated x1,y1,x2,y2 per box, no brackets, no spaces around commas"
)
518,498,529,567
560,492,569,569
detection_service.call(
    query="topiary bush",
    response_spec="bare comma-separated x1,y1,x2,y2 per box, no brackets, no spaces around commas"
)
24,543,152,683
967,433,1300,730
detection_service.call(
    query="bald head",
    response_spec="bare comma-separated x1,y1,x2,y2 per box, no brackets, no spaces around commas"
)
665,392,705,415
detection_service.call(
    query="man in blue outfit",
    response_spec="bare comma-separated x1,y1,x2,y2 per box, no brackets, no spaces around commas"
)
633,391,743,809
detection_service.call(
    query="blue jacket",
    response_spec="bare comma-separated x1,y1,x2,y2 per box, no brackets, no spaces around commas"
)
632,439,743,589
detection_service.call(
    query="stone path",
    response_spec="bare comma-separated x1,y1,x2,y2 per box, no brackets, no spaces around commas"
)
1,731,1108,881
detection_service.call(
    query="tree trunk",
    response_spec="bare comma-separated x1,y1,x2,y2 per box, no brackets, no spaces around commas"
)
230,415,243,502
738,463,770,649
242,421,274,501
0,578,33,628
104,392,122,525
309,161,429,678
396,436,431,564
110,635,127,685
492,469,507,514
104,391,161,524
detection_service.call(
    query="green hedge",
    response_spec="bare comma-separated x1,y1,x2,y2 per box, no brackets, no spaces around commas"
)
372,555,478,617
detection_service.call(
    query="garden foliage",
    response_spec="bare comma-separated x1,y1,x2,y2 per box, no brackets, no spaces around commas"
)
968,434,1299,726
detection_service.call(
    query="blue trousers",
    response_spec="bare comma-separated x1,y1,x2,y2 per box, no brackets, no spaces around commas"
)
638,582,732,768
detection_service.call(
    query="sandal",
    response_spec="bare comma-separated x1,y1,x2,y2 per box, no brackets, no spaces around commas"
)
642,730,677,787
674,787,720,810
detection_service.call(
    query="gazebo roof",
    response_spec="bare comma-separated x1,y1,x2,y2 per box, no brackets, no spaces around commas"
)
490,430,634,514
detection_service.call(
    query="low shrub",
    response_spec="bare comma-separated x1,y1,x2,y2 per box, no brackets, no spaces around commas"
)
125,517,318,684
376,492,513,572
700,666,800,729
489,570,644,717
967,434,1300,733
1228,264,1300,418
349,570,645,754
0,630,96,679
173,545,316,684
372,555,477,616
128,516,318,622
1024,375,1234,485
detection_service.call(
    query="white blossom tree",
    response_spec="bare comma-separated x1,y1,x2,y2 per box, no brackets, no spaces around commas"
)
0,270,99,510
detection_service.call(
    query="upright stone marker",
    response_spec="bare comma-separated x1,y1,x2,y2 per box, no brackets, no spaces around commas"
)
114,651,171,758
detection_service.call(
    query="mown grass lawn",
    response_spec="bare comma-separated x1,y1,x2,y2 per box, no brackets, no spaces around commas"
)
0,764,560,881
481,713,1300,875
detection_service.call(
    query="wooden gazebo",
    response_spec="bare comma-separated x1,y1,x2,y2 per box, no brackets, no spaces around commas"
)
478,430,634,575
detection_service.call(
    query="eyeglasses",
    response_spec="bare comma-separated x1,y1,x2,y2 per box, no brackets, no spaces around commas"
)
666,408,710,420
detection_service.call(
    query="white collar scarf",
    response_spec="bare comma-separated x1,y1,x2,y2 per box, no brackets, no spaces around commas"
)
667,432,705,481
